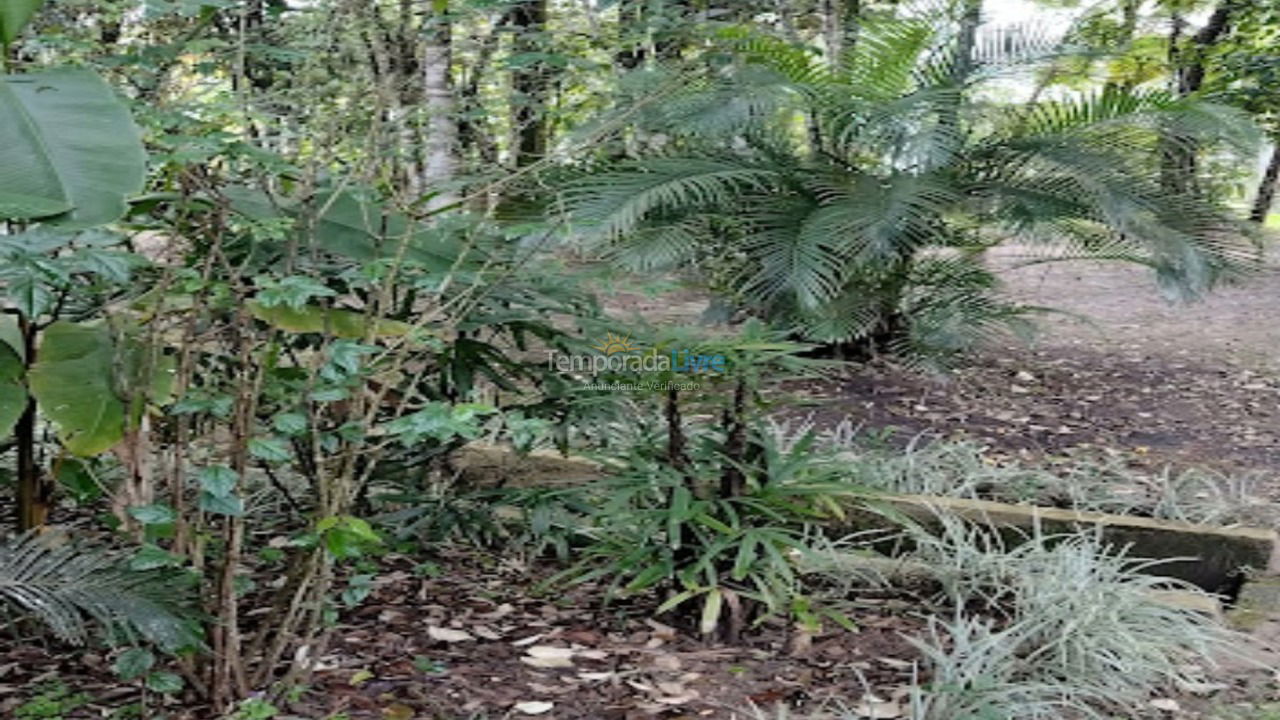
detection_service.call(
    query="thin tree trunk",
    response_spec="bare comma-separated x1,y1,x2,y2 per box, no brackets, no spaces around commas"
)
15,317,47,531
666,386,688,474
1163,1,1236,195
1250,144,1280,224
1178,1,1235,96
719,379,748,499
421,0,457,211
511,0,550,168
821,0,844,65
458,10,510,165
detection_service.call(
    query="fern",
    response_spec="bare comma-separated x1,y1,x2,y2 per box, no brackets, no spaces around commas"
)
0,531,199,651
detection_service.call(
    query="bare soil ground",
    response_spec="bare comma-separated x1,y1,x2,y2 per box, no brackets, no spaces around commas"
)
601,248,1280,474
780,248,1280,476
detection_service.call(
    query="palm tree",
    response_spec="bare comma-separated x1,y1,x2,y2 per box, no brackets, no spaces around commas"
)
557,5,1260,361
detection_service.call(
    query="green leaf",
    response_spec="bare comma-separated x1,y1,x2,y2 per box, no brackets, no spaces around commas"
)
113,647,155,681
198,491,244,517
54,457,100,502
128,503,176,526
130,544,183,571
0,338,26,437
0,315,22,360
0,69,146,226
196,465,237,496
699,588,723,635
255,275,336,310
0,0,44,45
248,436,291,463
27,321,125,456
74,247,135,283
5,270,54,318
272,412,308,435
247,301,412,339
145,671,184,694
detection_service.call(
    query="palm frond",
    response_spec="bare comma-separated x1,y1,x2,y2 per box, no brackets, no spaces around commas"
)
0,531,199,651
837,18,935,102
559,158,778,242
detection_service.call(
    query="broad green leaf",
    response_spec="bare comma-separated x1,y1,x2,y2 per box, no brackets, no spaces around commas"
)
247,301,412,339
113,648,155,681
0,315,22,360
27,321,124,455
5,270,54,318
248,436,291,463
272,411,308,435
145,671,184,694
0,338,26,437
225,186,470,271
54,457,100,502
311,190,404,261
128,503,176,525
197,465,238,496
0,0,43,46
255,274,336,310
198,490,244,516
0,69,146,226
130,544,183,571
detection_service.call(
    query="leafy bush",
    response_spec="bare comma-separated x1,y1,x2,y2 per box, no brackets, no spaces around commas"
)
548,422,867,635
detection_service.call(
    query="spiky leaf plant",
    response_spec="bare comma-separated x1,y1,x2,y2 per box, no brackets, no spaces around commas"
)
558,7,1260,362
0,531,198,650
900,515,1252,718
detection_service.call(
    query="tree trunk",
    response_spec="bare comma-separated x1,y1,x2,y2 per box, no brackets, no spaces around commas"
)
511,0,550,168
821,0,844,65
421,0,457,211
719,379,747,499
1250,144,1280,224
15,317,48,531
665,386,688,474
1162,1,1236,195
1177,2,1235,96
458,10,509,165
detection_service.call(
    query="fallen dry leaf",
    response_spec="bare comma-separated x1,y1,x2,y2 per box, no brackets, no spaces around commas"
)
427,626,474,643
513,700,555,715
525,645,575,660
853,699,903,718
381,703,415,720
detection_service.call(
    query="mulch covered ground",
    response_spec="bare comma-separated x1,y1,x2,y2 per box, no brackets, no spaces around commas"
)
0,550,929,720
786,343,1280,476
